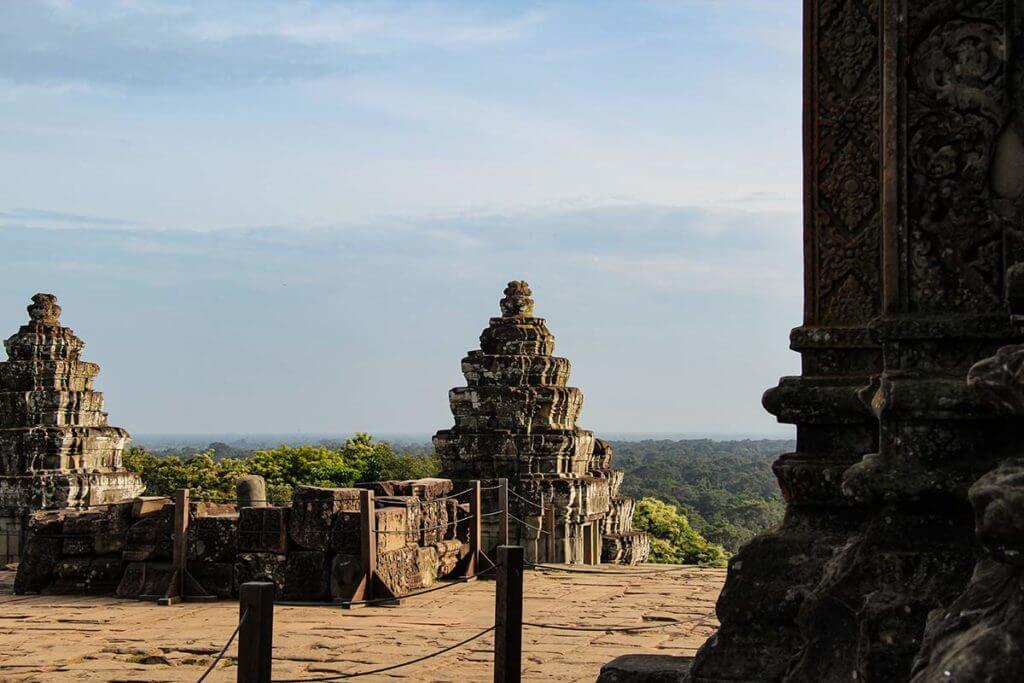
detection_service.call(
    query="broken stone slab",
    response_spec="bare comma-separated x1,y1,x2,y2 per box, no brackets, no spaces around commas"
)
92,501,133,555
412,545,439,590
597,655,692,683
364,478,454,500
238,506,289,554
132,496,171,519
193,502,237,517
190,561,234,599
234,552,287,592
289,486,361,550
189,515,238,563
283,550,330,601
419,499,448,545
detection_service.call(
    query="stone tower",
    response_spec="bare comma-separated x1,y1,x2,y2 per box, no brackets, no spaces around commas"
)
678,2,1024,682
434,281,649,564
0,294,144,561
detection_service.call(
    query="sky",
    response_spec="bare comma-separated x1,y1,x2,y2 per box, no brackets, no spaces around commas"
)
0,0,802,438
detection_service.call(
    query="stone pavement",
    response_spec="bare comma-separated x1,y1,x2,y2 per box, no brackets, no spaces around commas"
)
0,565,724,682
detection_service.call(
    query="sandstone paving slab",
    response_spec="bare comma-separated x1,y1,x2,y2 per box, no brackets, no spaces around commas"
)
0,565,723,681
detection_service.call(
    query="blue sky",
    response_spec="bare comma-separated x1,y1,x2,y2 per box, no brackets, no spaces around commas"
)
0,1,802,437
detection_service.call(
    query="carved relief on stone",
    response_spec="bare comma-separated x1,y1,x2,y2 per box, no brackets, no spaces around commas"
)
906,13,1012,312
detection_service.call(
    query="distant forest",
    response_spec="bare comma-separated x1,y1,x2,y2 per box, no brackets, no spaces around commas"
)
138,437,791,555
612,439,791,552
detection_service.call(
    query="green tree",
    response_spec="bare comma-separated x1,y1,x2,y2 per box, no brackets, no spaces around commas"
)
633,497,727,566
122,434,440,501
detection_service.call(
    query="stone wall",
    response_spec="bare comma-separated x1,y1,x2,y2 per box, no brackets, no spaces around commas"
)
14,478,471,602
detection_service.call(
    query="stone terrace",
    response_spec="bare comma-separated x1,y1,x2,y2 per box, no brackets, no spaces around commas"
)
0,565,724,682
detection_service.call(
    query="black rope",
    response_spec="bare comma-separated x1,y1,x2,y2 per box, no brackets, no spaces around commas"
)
271,625,495,682
523,619,685,632
326,564,495,607
479,509,504,518
373,515,471,535
525,562,691,575
196,608,248,682
507,488,543,509
507,511,548,532
431,487,475,501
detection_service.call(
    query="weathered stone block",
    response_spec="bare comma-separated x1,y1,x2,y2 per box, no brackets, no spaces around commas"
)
597,655,692,683
238,506,289,553
329,553,363,603
116,561,172,599
14,535,62,594
375,506,409,554
93,500,133,555
375,546,417,597
122,510,172,562
331,511,360,554
368,478,454,500
283,550,330,601
289,486,361,550
61,510,105,555
190,561,235,599
234,552,287,592
433,539,464,579
53,556,122,592
419,499,448,545
412,545,438,590
375,496,421,547
189,515,238,563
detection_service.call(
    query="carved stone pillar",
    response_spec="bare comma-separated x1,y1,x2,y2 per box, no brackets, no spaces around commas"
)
688,1,1024,681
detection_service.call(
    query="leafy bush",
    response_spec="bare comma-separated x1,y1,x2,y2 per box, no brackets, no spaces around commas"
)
632,497,727,566
123,433,440,501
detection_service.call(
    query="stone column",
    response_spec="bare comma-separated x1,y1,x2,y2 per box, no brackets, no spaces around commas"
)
688,2,1024,681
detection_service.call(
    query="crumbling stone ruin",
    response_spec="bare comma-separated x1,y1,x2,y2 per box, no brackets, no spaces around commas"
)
0,294,143,562
601,2,1024,681
434,281,649,565
15,478,472,601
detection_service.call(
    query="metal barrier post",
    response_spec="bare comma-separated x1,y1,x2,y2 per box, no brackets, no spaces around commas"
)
238,581,275,683
498,478,509,546
351,488,376,604
494,545,524,683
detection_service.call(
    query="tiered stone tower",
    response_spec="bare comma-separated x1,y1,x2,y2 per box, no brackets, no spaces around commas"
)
434,281,649,564
0,294,143,561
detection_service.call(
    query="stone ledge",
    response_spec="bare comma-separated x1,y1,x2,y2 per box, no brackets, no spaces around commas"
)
597,654,693,683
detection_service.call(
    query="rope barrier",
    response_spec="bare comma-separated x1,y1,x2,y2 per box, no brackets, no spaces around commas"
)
196,608,248,682
478,484,502,491
522,619,685,633
478,509,504,518
323,564,495,607
507,488,543,509
507,512,549,535
271,625,495,682
525,562,692,575
431,487,475,501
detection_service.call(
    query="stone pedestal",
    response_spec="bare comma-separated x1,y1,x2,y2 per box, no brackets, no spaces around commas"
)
434,282,648,564
0,294,143,561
